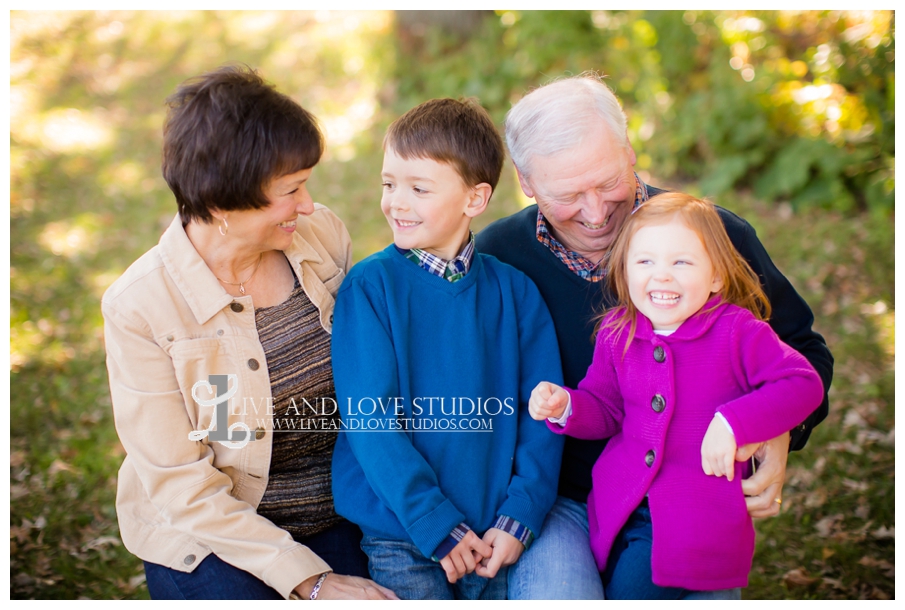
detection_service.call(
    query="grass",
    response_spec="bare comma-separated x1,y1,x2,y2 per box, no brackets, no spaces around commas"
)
10,11,894,600
720,196,895,599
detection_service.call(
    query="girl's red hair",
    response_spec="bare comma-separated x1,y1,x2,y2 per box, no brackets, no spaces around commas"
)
600,193,771,349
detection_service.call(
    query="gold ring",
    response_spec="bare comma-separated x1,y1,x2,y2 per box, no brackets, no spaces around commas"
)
774,497,782,505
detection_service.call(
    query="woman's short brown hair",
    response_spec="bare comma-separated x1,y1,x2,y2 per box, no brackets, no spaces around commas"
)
384,97,504,192
162,64,324,224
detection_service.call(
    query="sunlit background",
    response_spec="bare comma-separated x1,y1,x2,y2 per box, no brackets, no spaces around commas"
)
10,10,894,599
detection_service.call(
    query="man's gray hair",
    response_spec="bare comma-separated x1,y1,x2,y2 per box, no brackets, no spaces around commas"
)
505,72,628,177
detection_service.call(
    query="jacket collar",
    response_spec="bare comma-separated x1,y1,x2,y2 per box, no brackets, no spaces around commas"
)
634,295,731,342
157,214,324,325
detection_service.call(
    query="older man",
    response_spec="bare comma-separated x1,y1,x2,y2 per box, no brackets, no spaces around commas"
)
476,75,833,599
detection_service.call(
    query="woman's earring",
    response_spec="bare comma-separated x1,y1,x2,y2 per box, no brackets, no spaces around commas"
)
219,217,229,236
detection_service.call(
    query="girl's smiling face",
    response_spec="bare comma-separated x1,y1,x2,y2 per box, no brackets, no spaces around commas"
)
626,215,724,331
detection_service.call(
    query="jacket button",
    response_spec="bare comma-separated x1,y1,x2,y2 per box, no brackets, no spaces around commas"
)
247,358,260,371
651,394,666,413
645,450,656,467
653,346,665,363
255,427,265,440
184,554,196,565
230,302,244,313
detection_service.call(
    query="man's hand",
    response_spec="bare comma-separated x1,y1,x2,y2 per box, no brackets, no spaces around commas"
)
439,530,493,584
701,416,737,481
529,382,569,421
474,528,524,579
736,431,790,518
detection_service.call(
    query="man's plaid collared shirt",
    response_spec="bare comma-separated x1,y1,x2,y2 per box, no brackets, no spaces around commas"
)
535,173,649,282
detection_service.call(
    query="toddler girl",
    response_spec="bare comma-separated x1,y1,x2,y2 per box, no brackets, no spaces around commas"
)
529,193,824,599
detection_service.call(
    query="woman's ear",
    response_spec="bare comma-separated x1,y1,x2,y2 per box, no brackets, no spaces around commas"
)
464,183,492,218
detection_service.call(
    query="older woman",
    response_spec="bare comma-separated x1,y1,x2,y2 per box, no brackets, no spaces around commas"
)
103,66,396,600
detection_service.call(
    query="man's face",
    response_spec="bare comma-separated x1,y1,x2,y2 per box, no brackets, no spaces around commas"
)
518,125,637,264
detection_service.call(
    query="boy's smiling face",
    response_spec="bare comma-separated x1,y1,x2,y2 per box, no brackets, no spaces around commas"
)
381,147,483,260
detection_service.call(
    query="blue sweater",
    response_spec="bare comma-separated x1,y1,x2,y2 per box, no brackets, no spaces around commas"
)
331,245,564,559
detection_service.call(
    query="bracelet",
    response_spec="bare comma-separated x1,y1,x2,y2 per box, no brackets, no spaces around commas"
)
309,572,329,600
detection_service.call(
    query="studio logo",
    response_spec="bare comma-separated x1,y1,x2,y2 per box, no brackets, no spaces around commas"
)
188,374,255,449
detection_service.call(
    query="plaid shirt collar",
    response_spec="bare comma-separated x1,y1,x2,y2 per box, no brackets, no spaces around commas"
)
397,232,476,283
536,173,649,282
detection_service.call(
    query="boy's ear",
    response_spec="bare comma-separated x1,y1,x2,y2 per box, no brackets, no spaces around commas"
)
464,183,492,219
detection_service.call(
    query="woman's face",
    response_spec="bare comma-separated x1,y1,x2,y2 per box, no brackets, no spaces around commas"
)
218,167,315,253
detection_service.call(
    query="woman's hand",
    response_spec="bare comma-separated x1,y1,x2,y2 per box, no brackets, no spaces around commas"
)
294,573,399,600
529,382,569,421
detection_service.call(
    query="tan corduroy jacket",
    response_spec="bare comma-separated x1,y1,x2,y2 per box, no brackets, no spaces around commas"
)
102,204,351,598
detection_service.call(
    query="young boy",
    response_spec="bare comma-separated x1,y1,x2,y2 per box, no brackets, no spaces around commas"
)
330,98,564,600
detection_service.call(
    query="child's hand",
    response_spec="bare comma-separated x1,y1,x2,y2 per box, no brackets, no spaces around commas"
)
701,415,738,481
529,382,570,421
439,530,493,584
474,528,524,579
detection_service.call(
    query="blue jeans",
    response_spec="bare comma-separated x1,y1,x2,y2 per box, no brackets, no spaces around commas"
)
604,503,742,600
508,495,605,600
145,554,283,600
144,519,369,599
361,535,508,600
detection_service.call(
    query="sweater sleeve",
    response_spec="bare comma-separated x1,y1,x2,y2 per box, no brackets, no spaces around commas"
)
553,324,626,441
720,207,833,450
717,314,825,447
331,275,465,558
495,276,565,538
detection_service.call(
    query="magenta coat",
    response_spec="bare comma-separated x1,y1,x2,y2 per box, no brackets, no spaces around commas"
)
551,298,824,590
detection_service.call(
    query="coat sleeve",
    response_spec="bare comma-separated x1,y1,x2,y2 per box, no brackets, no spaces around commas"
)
721,207,833,450
103,301,330,599
330,275,465,558
553,324,626,441
495,276,565,537
717,314,826,447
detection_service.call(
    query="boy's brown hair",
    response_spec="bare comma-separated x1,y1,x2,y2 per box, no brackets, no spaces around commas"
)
384,98,504,192
601,192,771,350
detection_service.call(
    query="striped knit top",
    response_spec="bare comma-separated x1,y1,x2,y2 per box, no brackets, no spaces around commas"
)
255,273,342,540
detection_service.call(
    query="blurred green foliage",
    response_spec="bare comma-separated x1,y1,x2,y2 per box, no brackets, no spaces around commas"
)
10,10,398,599
391,10,894,215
